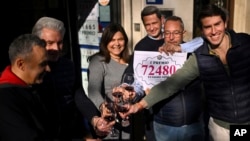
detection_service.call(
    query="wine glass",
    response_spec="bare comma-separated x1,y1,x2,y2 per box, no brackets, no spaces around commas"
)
121,73,135,103
122,73,135,102
118,73,135,127
122,73,135,86
112,89,123,104
114,95,131,127
101,98,118,137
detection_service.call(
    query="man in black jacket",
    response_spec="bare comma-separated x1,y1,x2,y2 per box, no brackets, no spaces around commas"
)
31,17,77,140
123,4,250,141
152,16,204,141
0,34,50,141
123,6,164,141
124,15,205,141
32,17,113,140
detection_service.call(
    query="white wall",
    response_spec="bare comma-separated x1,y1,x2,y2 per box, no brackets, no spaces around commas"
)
233,0,250,34
147,0,194,42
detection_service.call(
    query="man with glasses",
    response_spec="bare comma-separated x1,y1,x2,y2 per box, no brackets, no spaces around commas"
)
151,16,205,141
123,5,204,141
122,4,250,141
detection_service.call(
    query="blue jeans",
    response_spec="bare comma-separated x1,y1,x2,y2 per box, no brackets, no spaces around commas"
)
153,121,205,141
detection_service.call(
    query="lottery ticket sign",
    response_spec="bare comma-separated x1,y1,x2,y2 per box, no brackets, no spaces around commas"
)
133,51,187,89
78,20,99,46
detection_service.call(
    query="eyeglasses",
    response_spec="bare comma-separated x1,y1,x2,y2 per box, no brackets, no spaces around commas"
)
164,31,183,37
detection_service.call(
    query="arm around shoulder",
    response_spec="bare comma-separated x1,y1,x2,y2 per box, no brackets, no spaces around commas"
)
180,37,204,52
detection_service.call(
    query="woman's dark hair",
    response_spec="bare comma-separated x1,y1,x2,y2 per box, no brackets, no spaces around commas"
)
89,23,130,63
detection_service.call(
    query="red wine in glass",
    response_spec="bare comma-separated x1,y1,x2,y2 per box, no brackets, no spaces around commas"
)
101,99,118,137
125,85,134,91
104,102,116,119
115,104,129,112
104,115,116,122
112,91,123,98
115,100,131,127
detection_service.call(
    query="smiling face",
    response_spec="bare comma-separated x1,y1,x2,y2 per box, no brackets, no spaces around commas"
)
143,13,163,39
164,20,185,46
40,28,63,62
23,46,50,85
201,15,227,48
107,31,125,58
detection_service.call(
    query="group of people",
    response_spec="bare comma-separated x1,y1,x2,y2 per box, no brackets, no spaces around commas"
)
85,4,205,141
120,4,250,141
0,17,113,141
87,4,204,141
0,3,249,141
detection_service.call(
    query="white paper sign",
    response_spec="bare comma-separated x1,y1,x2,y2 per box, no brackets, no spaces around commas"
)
133,51,187,89
80,48,99,68
78,20,99,46
86,3,99,20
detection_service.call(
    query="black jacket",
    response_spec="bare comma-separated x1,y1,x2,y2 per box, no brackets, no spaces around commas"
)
153,59,203,126
0,66,47,141
195,30,250,123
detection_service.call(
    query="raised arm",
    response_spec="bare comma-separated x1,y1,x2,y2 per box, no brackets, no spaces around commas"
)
159,37,204,54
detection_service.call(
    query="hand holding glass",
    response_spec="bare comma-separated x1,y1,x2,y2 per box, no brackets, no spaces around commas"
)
100,100,118,137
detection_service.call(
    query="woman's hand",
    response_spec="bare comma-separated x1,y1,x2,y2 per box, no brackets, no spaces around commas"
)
92,116,115,137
